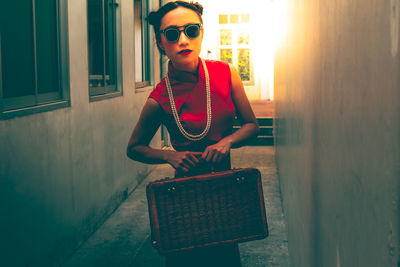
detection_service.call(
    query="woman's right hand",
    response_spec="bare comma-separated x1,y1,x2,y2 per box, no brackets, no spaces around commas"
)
166,151,202,173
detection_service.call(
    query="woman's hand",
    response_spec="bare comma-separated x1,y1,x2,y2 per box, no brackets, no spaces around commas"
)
166,151,202,173
201,139,232,164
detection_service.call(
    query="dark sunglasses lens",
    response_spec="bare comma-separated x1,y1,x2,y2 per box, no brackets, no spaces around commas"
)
164,28,179,42
185,24,200,39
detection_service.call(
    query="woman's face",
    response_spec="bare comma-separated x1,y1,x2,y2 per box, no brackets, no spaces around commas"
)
159,7,203,71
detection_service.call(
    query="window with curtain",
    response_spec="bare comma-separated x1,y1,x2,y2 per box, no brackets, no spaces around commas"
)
87,0,122,99
134,0,152,89
0,0,69,118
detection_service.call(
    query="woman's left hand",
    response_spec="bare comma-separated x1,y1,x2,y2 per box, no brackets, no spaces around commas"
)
201,139,232,163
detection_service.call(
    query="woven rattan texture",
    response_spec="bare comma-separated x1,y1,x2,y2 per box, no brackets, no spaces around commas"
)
151,171,266,252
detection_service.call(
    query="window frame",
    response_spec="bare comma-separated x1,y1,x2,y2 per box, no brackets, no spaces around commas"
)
0,0,70,119
87,0,123,102
217,13,254,86
134,0,154,90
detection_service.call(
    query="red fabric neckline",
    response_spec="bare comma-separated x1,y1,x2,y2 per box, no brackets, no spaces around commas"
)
167,59,201,84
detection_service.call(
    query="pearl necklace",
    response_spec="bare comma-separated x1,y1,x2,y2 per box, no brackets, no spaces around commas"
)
165,58,211,141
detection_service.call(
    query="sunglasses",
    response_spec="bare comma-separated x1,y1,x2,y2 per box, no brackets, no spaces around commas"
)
159,23,202,43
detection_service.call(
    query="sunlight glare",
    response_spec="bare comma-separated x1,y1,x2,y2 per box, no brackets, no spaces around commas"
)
197,0,289,100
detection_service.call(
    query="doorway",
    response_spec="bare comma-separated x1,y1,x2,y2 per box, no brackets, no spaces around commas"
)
198,0,287,116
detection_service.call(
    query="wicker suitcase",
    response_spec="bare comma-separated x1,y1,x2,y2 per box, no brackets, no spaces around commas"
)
146,168,268,254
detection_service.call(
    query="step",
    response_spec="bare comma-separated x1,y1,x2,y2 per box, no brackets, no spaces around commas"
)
233,117,275,146
246,136,274,146
257,117,274,127
233,125,273,136
234,117,274,127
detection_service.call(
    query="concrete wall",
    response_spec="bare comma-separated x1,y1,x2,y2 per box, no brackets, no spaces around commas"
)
274,0,400,266
0,0,161,266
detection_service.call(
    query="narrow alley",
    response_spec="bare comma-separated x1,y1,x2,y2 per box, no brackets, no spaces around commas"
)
62,146,290,267
1,0,399,266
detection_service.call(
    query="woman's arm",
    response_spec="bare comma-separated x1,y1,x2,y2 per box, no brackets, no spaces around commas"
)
202,64,260,163
228,64,260,146
126,98,201,172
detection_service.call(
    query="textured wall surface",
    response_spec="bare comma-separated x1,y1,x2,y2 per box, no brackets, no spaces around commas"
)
0,0,161,266
274,0,400,266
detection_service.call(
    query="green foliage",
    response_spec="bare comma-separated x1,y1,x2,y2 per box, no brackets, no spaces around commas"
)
220,30,232,45
220,49,233,64
238,49,250,81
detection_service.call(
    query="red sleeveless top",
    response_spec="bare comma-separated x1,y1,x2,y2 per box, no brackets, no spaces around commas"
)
149,58,236,152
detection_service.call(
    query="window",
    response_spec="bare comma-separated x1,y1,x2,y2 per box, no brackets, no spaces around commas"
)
0,0,69,118
219,14,228,24
134,0,152,89
87,0,122,99
217,14,253,84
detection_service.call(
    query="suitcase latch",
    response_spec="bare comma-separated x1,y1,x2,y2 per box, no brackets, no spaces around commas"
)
167,183,177,192
236,176,246,184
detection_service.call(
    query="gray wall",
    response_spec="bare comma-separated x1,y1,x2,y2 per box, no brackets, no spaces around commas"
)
274,0,399,266
0,0,161,266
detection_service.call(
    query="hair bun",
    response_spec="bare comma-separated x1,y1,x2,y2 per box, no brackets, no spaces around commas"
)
192,2,203,15
147,1,204,55
147,11,158,26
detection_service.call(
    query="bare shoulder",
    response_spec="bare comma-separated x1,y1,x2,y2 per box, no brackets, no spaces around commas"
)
228,64,242,82
227,64,244,93
142,97,163,116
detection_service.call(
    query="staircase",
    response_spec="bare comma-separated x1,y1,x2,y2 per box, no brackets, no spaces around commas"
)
233,117,274,146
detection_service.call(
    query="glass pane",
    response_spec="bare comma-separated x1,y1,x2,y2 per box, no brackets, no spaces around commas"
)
238,29,249,45
0,0,35,98
88,0,104,88
238,48,250,81
36,0,59,94
220,30,232,45
241,14,250,23
89,75,104,88
142,1,150,83
218,14,228,24
134,0,143,82
220,49,232,64
230,14,239,24
105,0,115,86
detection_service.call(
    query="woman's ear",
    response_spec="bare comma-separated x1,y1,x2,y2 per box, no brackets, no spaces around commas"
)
199,28,204,41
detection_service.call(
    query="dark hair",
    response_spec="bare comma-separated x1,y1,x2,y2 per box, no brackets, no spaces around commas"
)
147,1,203,54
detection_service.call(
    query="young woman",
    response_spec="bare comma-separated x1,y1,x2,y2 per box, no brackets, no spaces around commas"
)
127,1,259,266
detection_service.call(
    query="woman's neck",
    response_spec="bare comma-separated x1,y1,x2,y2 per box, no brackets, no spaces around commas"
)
172,58,199,73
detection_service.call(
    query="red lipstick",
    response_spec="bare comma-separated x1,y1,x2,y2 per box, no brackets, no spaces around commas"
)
179,49,192,56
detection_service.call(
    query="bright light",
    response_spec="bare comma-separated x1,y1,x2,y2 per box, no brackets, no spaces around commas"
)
271,0,289,50
198,0,289,100
253,0,288,51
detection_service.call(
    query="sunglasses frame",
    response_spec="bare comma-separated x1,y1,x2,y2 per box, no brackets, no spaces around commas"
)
159,23,203,43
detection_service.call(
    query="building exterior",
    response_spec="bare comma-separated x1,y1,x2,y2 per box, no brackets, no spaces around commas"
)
0,0,161,265
274,0,400,266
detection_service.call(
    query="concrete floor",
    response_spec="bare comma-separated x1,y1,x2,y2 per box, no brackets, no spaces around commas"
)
62,146,290,267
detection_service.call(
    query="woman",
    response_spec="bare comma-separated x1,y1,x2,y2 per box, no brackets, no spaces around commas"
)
127,1,259,266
